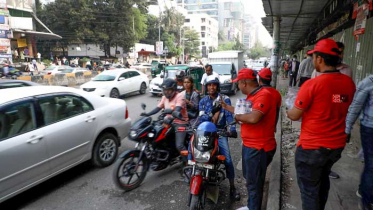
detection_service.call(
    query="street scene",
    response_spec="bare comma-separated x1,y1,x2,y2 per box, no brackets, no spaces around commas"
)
0,0,373,210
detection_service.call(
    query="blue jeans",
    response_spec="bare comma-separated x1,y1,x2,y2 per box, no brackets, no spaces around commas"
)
360,125,373,206
188,136,235,180
242,146,276,210
295,146,343,210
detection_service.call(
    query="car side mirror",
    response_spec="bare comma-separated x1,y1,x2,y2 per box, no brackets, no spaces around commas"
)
141,103,146,110
119,77,125,81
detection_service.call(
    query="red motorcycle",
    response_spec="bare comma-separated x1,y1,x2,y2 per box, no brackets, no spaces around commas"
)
182,121,231,210
112,103,189,191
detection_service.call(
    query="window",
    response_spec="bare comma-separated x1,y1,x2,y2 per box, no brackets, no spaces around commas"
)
0,102,36,140
185,19,190,22
224,2,230,10
38,95,94,126
201,18,205,23
201,32,205,38
202,42,205,45
129,71,140,78
119,72,129,79
201,26,206,31
0,82,30,89
209,21,211,25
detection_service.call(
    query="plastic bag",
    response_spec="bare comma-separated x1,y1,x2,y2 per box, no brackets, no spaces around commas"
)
285,87,299,110
235,99,252,114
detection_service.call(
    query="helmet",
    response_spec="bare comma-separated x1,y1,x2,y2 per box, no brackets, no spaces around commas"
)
160,78,177,99
193,122,218,152
176,70,185,82
205,75,220,93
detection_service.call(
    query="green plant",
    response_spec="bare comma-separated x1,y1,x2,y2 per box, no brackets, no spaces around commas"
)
81,57,90,62
42,59,52,67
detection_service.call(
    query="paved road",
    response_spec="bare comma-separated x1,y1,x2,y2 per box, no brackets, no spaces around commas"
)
1,90,250,210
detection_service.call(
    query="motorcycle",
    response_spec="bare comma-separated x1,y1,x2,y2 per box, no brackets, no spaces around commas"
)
182,122,234,210
112,103,190,191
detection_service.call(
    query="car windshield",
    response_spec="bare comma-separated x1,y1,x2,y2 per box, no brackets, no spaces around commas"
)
93,72,117,81
211,64,231,75
45,66,56,71
151,61,158,68
166,70,177,79
62,69,73,73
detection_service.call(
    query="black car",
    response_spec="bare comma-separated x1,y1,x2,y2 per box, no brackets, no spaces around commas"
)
0,79,41,89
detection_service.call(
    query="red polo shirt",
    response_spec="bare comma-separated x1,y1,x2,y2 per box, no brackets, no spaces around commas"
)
241,87,277,151
263,85,282,108
294,71,356,149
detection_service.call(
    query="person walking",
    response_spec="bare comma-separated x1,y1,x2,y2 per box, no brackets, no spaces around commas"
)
32,58,38,71
37,52,41,62
287,39,356,210
345,74,373,210
198,75,241,201
222,68,277,210
289,55,300,87
297,51,314,87
201,64,219,95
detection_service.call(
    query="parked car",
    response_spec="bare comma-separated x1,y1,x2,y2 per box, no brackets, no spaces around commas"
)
56,68,89,74
0,86,131,203
131,63,151,73
252,60,265,72
80,69,149,98
42,65,70,75
0,79,40,89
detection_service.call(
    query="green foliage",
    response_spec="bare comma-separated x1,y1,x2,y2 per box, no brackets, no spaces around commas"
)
248,41,271,59
183,29,200,57
42,59,52,67
218,37,246,52
81,57,90,62
162,33,181,57
140,14,160,46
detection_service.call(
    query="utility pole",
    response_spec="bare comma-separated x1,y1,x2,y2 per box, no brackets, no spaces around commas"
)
271,16,280,89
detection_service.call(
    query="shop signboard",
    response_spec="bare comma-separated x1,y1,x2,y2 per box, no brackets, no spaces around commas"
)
6,29,12,38
0,0,6,9
156,41,163,55
6,0,33,12
0,9,8,16
0,53,11,58
353,2,369,36
0,29,6,38
0,24,9,30
0,46,8,53
17,38,27,47
0,37,9,46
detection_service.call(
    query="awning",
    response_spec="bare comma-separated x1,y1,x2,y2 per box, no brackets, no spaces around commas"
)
12,29,62,40
262,0,329,52
138,51,156,56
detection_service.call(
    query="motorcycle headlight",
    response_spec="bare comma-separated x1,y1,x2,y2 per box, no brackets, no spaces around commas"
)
193,147,212,163
130,130,137,138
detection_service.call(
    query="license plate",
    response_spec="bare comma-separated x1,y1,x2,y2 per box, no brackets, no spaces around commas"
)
188,160,213,169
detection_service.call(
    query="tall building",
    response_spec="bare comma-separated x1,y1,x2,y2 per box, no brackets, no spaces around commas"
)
183,13,218,57
177,0,219,20
218,0,244,42
243,14,258,49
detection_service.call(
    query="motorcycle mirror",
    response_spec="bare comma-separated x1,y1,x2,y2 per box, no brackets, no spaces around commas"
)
141,103,146,110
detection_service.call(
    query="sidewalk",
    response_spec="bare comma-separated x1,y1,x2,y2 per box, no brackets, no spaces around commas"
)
277,77,364,210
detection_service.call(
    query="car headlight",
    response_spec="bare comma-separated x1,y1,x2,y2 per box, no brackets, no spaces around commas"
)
224,79,232,84
193,148,212,163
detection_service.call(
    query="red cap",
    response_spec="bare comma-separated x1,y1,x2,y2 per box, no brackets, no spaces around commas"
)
258,68,272,79
308,39,340,56
233,68,257,82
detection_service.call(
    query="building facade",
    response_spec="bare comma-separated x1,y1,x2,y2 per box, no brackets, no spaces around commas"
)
243,14,259,49
183,13,218,57
218,0,244,43
177,0,219,20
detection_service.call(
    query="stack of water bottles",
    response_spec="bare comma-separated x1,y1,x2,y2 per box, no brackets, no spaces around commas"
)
235,99,252,124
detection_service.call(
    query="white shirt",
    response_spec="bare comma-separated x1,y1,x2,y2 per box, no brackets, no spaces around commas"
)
32,59,37,65
201,71,220,85
37,53,41,58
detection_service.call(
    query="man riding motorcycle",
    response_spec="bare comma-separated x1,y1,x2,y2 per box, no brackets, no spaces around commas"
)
198,75,241,201
141,78,189,161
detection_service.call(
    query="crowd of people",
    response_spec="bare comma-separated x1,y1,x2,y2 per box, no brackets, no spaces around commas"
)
142,38,372,210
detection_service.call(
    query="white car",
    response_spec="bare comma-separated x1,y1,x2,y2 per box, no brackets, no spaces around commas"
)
252,60,265,72
131,63,152,73
0,86,131,203
42,65,70,75
149,74,164,96
80,69,149,98
57,68,89,74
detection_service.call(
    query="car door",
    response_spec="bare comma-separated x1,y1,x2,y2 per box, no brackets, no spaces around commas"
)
117,72,131,94
36,94,97,174
129,71,141,91
0,99,50,202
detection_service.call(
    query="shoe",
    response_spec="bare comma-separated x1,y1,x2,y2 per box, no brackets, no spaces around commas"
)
230,188,241,201
357,189,362,198
236,207,249,210
329,171,340,179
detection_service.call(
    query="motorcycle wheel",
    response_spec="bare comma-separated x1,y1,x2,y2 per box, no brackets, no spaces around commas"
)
189,194,201,210
112,151,148,191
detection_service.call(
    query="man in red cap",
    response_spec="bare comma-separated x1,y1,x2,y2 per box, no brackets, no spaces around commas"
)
287,39,356,210
222,68,277,210
258,68,282,127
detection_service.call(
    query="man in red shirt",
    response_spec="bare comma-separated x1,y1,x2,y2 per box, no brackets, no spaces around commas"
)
258,67,282,127
287,39,356,210
222,68,277,210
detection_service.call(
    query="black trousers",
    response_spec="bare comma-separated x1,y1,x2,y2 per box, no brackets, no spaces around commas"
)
295,146,343,210
298,77,310,87
289,73,297,87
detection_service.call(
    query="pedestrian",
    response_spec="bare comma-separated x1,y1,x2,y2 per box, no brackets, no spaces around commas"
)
86,60,92,70
258,68,282,127
312,42,353,79
289,55,300,87
345,74,373,210
20,50,25,61
57,58,61,66
198,76,241,201
283,59,290,78
37,52,41,62
286,39,356,210
3,63,9,77
28,62,35,76
32,58,38,71
13,49,18,59
221,68,277,210
296,51,314,87
201,64,219,95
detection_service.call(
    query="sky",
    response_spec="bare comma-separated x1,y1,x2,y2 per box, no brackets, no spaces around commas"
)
149,0,273,48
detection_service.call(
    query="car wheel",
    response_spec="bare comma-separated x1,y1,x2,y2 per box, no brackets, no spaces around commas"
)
92,132,119,167
139,82,147,94
110,88,120,98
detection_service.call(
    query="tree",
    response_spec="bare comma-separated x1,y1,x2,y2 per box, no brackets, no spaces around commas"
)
162,32,181,57
248,41,270,59
140,14,160,46
161,7,184,47
183,29,200,57
217,37,246,52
